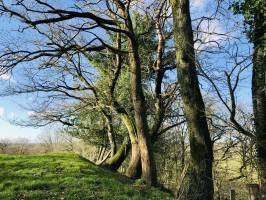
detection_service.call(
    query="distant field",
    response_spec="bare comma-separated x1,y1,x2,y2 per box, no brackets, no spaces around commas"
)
0,153,172,200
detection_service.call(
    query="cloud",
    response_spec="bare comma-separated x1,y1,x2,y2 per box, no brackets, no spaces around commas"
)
194,19,226,50
0,74,11,80
8,112,17,120
27,111,36,117
191,0,205,7
0,73,16,83
0,107,5,117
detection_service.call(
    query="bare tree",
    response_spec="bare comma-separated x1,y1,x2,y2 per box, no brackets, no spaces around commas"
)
0,138,10,153
37,129,61,153
13,138,30,154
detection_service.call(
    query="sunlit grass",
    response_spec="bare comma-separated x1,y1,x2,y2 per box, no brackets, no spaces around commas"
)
0,153,172,200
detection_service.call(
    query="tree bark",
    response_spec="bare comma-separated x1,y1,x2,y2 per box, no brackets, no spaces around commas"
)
126,142,142,179
116,105,142,179
98,145,107,162
119,11,157,185
104,114,117,158
109,99,141,178
109,2,157,186
170,0,214,199
151,18,166,141
252,10,266,194
128,37,157,185
103,137,130,170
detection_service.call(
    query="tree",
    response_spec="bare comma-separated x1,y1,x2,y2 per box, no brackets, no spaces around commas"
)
231,0,266,193
13,138,29,154
0,0,176,185
170,0,214,199
37,129,60,153
0,138,10,153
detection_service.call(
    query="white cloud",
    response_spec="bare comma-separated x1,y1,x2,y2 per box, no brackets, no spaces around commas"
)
9,112,17,119
191,0,205,7
0,73,16,83
27,111,36,117
194,19,226,50
0,74,11,80
0,107,5,117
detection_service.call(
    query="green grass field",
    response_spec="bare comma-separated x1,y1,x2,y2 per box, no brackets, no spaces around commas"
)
0,153,172,200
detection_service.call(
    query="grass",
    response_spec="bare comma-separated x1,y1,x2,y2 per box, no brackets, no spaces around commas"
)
0,153,172,200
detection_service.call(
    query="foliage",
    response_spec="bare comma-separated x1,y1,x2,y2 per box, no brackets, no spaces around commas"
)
231,0,266,48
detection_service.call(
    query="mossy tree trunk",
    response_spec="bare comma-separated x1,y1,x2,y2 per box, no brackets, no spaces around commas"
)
252,10,266,194
128,38,157,186
170,0,214,199
125,142,141,179
112,102,142,179
118,7,157,186
103,136,130,171
120,114,141,179
106,29,143,178
104,114,117,158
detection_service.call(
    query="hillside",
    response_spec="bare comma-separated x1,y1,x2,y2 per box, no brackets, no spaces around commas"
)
0,153,172,200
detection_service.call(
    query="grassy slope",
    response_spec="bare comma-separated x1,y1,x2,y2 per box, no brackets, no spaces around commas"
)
0,153,172,200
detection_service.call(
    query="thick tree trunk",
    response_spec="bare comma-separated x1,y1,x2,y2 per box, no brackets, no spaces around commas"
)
252,53,266,194
252,12,266,193
119,108,141,179
119,114,142,180
111,101,142,179
128,37,157,185
114,4,156,186
126,142,142,179
170,0,214,199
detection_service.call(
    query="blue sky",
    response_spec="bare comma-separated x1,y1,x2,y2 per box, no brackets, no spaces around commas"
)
0,0,253,141
0,14,43,141
0,95,42,141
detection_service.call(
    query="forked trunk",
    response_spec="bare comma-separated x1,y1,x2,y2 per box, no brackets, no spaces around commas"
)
116,4,157,186
128,37,157,186
112,102,142,179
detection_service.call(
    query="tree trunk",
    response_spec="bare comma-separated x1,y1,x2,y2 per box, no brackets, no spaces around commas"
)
170,0,214,199
181,137,186,169
151,18,165,139
104,114,117,158
98,145,107,162
115,4,157,186
115,105,141,179
128,37,157,185
97,146,103,162
103,137,130,170
126,142,142,179
247,184,260,200
252,11,266,194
